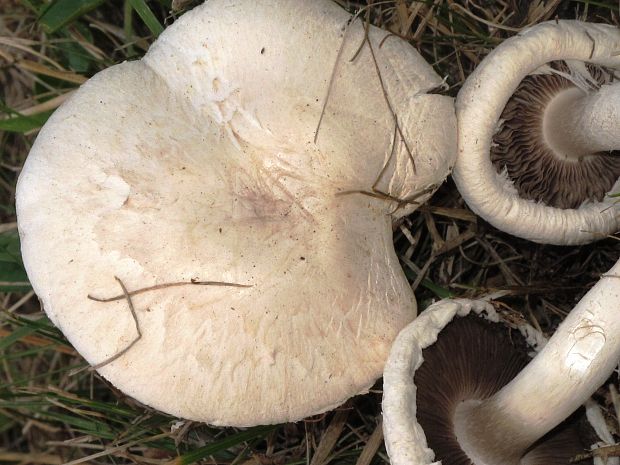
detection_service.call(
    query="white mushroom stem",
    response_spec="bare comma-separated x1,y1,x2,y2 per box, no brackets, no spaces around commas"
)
455,258,620,464
383,259,620,464
545,82,620,157
454,20,620,245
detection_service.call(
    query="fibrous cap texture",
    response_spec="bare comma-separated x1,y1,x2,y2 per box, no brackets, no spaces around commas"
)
454,20,620,245
16,0,456,426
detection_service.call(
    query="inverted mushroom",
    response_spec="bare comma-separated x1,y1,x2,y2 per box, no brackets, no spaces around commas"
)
383,283,620,464
16,0,456,426
453,20,620,245
384,20,620,463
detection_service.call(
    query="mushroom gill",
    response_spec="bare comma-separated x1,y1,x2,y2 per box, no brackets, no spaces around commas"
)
415,314,589,465
491,62,620,209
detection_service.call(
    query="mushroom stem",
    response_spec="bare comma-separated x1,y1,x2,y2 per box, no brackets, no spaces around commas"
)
453,259,620,464
544,82,620,157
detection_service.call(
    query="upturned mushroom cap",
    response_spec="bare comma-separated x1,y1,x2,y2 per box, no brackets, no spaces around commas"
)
382,299,546,464
382,298,595,465
454,20,620,245
16,0,456,426
414,314,588,465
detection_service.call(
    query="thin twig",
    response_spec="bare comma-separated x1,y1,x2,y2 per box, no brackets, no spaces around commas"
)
316,3,416,190
410,254,435,293
314,2,391,143
571,444,620,463
0,222,17,233
386,185,436,215
62,432,172,465
364,29,416,174
88,279,251,303
314,17,353,144
371,121,399,193
89,277,141,371
335,185,434,214
449,3,522,32
69,277,142,376
70,278,251,376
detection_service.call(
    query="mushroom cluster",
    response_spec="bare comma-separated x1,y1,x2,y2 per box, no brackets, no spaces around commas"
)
16,0,456,426
383,19,620,465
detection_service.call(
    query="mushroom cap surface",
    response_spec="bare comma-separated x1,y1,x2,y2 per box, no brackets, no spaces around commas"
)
454,20,620,245
16,0,456,426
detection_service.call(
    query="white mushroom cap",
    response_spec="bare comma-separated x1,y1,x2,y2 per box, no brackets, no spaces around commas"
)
16,0,456,426
454,20,620,245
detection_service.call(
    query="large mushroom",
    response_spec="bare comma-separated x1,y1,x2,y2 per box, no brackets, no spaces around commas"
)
453,20,620,245
16,0,456,426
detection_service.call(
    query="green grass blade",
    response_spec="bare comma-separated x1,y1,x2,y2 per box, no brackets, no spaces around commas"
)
0,110,53,133
0,232,30,290
421,279,453,299
18,0,40,12
174,426,276,465
41,410,116,437
0,326,38,351
402,267,453,299
7,315,64,343
124,0,137,58
39,0,105,33
129,0,164,37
